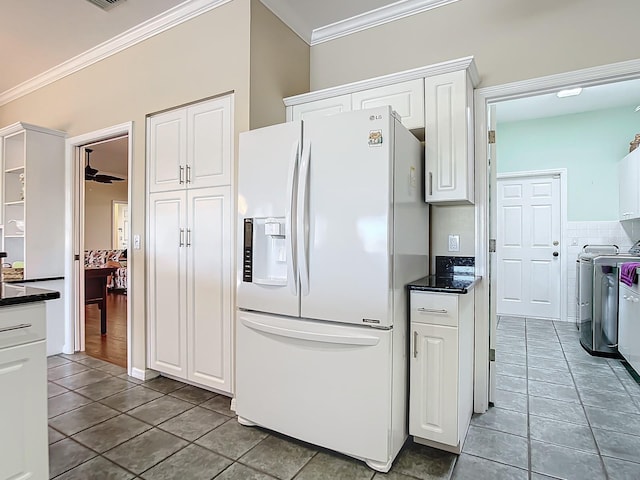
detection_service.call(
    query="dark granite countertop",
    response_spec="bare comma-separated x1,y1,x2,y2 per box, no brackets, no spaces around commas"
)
407,275,480,294
4,276,64,284
0,284,60,306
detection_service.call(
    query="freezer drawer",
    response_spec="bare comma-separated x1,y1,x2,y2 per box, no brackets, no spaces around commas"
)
235,311,397,466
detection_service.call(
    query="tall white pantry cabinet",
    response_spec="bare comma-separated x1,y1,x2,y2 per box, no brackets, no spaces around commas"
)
147,95,233,394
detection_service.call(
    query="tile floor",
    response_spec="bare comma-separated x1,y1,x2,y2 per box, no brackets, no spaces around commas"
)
451,317,640,480
47,352,456,479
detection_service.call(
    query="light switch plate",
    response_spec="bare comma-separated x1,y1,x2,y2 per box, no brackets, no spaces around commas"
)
448,234,460,252
133,234,141,250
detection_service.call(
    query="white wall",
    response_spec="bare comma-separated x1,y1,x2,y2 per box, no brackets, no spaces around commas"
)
84,181,128,250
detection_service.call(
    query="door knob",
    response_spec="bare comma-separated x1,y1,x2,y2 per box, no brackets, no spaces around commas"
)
553,251,559,257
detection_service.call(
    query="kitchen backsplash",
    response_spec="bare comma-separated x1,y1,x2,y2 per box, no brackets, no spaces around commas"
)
566,220,640,321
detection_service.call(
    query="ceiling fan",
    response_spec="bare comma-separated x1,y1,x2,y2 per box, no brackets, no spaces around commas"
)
85,148,124,183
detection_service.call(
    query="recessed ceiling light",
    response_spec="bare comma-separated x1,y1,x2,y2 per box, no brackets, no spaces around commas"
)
556,88,583,98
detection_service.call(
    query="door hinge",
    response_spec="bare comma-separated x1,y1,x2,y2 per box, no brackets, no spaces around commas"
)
489,348,496,362
489,239,496,253
74,254,80,261
488,130,496,144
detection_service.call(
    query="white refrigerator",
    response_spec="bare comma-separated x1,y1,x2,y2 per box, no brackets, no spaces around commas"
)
235,106,429,472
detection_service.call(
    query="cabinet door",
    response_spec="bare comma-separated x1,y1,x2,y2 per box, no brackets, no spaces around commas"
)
186,187,233,392
619,149,640,220
188,96,232,189
0,341,48,480
290,95,352,122
148,191,188,376
409,322,459,446
148,109,187,193
352,79,425,130
424,70,473,204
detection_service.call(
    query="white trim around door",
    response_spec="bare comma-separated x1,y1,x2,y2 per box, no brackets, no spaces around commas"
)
64,122,134,375
473,57,640,413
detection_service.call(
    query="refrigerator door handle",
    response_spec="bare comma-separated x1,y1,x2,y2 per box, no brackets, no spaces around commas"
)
297,139,311,296
285,140,300,296
240,317,380,346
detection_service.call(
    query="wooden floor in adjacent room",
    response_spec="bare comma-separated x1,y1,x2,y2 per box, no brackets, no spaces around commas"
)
85,292,127,368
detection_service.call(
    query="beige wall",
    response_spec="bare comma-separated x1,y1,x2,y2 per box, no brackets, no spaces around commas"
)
429,205,475,272
310,0,639,90
0,0,253,373
84,181,128,250
249,0,309,129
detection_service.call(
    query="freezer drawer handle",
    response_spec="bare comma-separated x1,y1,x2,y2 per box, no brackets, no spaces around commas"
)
417,308,448,314
413,331,418,358
0,323,32,334
241,317,380,346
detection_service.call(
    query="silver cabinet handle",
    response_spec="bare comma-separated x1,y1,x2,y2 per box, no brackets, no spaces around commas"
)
413,331,418,358
417,307,448,314
179,228,185,247
428,172,433,196
186,165,192,184
186,229,192,247
179,166,185,184
0,323,32,334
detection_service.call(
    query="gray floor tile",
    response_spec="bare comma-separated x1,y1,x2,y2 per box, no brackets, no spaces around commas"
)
75,356,112,368
585,405,640,436
526,355,569,372
451,453,528,480
54,455,135,480
390,441,456,480
48,391,93,418
493,389,528,414
95,362,128,376
215,463,277,480
497,353,527,366
49,426,65,444
58,352,89,361
602,456,640,480
527,366,574,386
578,387,640,414
569,361,615,376
72,414,152,452
471,407,528,437
127,396,194,425
48,438,97,478
75,377,136,401
200,394,235,416
48,382,69,398
530,440,606,480
572,372,627,393
117,373,145,384
49,402,119,436
196,419,268,459
372,472,416,480
100,385,164,412
240,435,316,480
47,362,90,381
495,363,527,378
158,406,227,441
496,374,527,394
168,385,217,405
528,380,580,404
143,376,187,394
592,428,640,463
528,396,588,425
496,343,526,355
294,451,374,480
54,370,112,390
462,425,528,469
529,416,597,452
104,428,188,474
47,355,71,368
527,350,566,362
141,444,232,480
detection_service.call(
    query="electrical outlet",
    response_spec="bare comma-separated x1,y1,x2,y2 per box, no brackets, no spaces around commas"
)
448,234,460,252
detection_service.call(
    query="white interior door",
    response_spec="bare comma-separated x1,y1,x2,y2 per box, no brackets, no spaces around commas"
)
497,173,561,319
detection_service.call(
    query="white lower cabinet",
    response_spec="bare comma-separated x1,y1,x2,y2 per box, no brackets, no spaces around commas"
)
619,283,640,373
409,290,474,453
148,186,232,393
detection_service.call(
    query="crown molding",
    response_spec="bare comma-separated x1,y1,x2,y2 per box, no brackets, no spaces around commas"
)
0,0,232,108
259,0,311,44
310,0,458,46
284,56,476,107
0,122,66,138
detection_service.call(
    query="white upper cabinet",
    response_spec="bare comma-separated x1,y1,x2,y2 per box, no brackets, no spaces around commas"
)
149,96,232,193
424,70,474,204
352,79,424,130
290,95,352,123
619,148,640,221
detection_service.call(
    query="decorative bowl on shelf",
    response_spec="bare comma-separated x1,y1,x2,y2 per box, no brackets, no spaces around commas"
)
8,219,24,232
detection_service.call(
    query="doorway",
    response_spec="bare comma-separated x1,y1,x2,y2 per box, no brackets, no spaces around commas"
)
63,122,133,373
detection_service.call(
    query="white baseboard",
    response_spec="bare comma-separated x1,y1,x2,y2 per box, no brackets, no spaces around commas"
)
131,368,160,381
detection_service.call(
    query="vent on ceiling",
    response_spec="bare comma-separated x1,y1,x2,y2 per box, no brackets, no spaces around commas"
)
86,0,126,10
